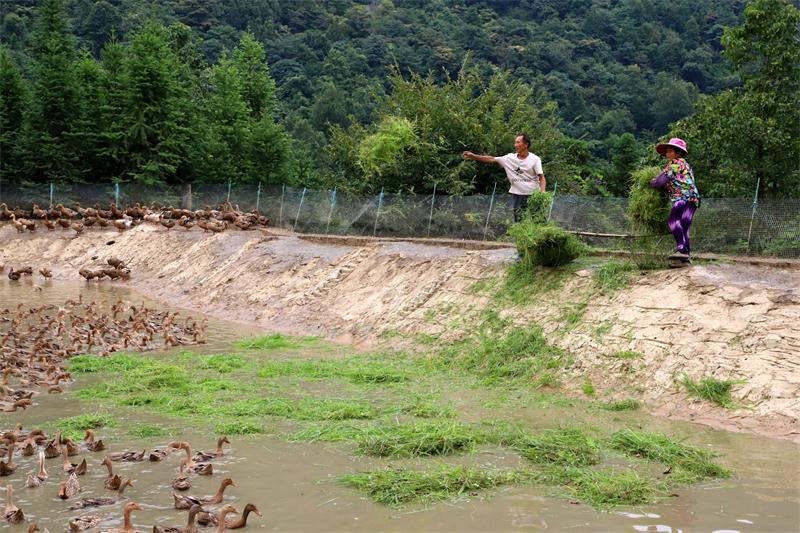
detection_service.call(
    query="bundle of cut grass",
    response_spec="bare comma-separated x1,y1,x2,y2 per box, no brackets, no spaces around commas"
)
508,221,585,267
627,166,670,234
514,428,601,467
355,421,476,458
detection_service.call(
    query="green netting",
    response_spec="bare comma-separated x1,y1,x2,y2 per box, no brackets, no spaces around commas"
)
0,182,797,258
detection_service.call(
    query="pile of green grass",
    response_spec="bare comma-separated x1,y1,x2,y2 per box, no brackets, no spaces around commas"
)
508,221,586,268
514,428,601,467
234,334,318,350
627,166,670,234
560,467,657,509
599,399,642,411
594,260,638,291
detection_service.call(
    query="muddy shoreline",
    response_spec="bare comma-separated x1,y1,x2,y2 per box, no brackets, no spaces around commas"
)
1,223,798,442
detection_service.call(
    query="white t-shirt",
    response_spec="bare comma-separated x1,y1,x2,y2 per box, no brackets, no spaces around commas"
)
496,152,543,195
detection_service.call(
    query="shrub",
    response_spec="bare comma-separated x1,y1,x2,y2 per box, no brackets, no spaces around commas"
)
508,221,585,267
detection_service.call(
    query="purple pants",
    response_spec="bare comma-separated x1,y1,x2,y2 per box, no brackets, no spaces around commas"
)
668,200,697,254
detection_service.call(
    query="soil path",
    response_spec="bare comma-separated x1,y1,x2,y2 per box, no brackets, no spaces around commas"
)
1,224,798,441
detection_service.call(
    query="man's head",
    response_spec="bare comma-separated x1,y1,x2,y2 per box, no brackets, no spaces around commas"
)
514,133,531,154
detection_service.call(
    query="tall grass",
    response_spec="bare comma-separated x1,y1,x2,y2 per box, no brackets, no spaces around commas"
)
680,375,741,408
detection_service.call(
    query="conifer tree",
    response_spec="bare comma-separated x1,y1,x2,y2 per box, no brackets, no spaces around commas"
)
0,45,28,182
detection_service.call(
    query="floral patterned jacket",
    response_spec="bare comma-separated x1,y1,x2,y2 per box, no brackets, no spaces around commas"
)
649,158,700,206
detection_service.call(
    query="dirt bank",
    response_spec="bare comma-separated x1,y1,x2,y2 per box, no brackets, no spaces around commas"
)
1,223,798,441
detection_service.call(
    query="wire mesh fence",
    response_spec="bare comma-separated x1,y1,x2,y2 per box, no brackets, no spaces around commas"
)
0,181,797,258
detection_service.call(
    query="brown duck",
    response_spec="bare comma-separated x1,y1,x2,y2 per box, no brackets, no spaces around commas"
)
67,478,132,510
3,483,24,524
103,501,143,533
172,477,235,509
84,429,105,452
153,503,202,533
108,449,146,462
58,472,81,499
25,451,48,488
171,457,191,491
192,436,230,462
0,446,16,476
62,446,87,475
101,456,122,490
197,502,262,529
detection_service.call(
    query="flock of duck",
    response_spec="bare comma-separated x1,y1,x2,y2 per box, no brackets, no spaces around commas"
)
0,296,207,414
2,427,261,531
0,202,270,235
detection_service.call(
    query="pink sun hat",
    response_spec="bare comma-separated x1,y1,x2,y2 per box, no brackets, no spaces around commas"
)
656,137,688,156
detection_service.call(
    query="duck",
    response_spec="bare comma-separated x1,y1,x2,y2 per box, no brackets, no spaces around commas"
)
170,442,212,475
160,219,176,230
3,483,24,524
0,445,16,476
62,446,87,475
84,429,105,452
25,451,48,488
7,268,21,281
149,445,172,462
39,267,52,279
172,478,235,509
103,501,143,533
69,514,102,532
107,449,146,462
58,471,81,499
43,434,60,458
63,437,82,456
101,456,122,490
171,458,191,491
214,505,238,533
197,503,262,529
113,218,133,232
18,438,37,456
67,478,132,510
193,436,230,462
152,503,202,533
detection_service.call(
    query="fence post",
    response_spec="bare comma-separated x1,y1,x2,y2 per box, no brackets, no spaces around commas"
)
483,182,497,240
226,179,232,204
547,180,558,221
278,184,285,227
293,187,306,232
325,187,337,234
746,177,761,253
255,182,261,213
427,182,437,237
373,187,384,237
115,182,120,207
49,182,54,207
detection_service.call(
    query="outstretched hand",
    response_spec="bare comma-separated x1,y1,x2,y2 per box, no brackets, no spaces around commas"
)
462,151,475,160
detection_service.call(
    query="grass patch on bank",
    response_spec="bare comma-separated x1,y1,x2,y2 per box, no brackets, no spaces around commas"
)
257,357,412,385
55,413,117,431
680,375,741,408
594,261,638,291
340,466,528,506
599,399,642,411
234,334,319,350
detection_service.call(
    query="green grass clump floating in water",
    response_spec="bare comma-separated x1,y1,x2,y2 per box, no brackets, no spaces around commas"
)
340,466,527,506
514,428,601,467
608,429,731,480
354,421,477,458
559,467,657,509
128,424,169,438
214,419,264,435
680,375,741,408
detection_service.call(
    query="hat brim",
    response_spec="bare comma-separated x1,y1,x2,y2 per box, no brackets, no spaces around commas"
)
656,143,687,156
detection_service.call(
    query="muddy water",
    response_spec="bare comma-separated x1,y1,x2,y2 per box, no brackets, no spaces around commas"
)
1,280,799,532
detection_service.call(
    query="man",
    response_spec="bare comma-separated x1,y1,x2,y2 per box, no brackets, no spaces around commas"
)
463,133,546,222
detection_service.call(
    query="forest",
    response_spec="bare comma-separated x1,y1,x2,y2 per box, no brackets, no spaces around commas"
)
1,0,798,198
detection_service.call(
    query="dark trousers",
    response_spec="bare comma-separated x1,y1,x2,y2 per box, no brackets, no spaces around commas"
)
512,194,529,222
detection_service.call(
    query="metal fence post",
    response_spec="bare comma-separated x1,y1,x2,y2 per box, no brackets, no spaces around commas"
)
255,182,261,213
115,182,120,206
483,182,497,240
278,184,285,226
49,182,54,207
746,177,761,253
293,187,306,232
325,187,337,234
226,179,232,204
547,180,558,221
373,187,384,237
427,182,437,237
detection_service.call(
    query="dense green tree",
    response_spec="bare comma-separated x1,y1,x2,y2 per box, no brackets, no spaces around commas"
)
672,0,800,197
22,0,80,182
0,45,28,181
